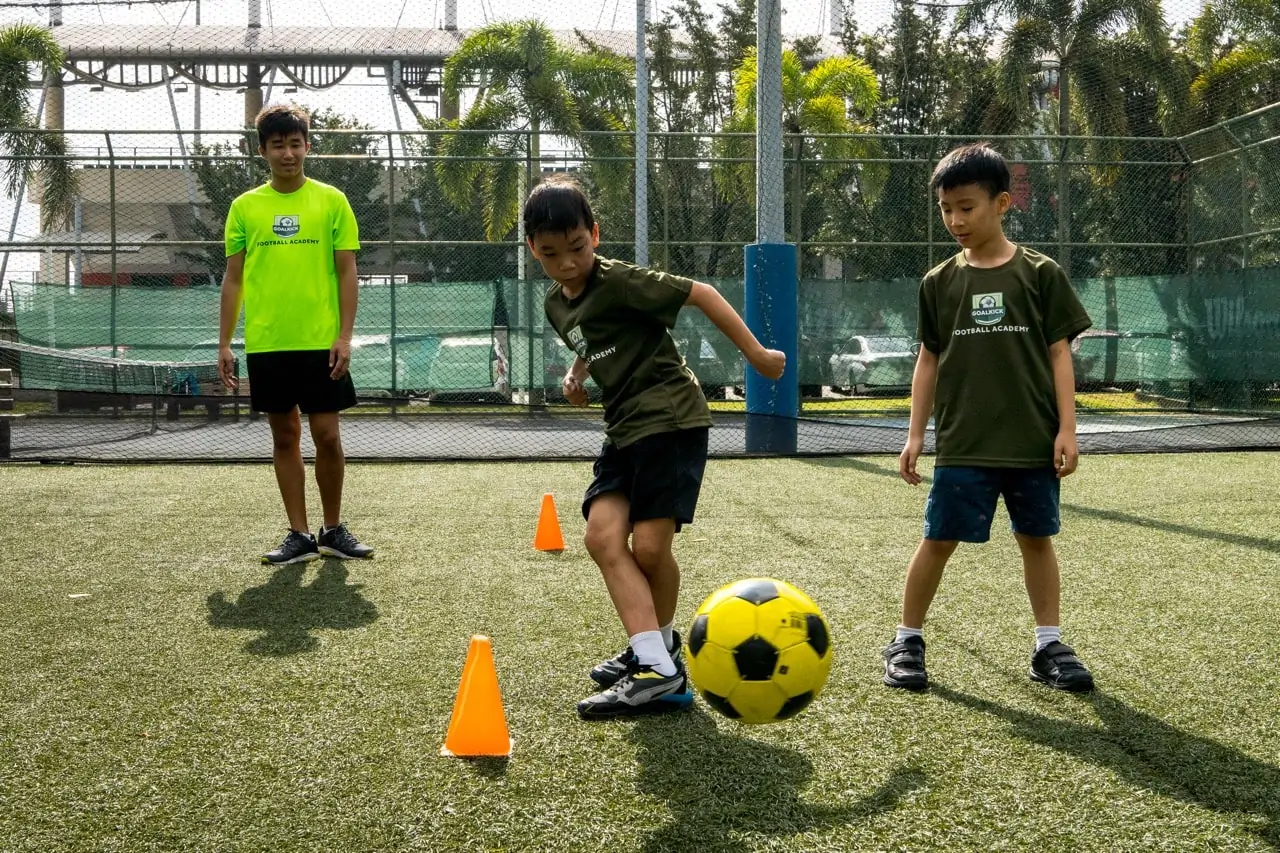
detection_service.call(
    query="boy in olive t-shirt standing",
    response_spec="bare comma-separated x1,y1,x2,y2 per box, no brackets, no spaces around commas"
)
883,143,1096,693
524,176,786,719
218,104,374,566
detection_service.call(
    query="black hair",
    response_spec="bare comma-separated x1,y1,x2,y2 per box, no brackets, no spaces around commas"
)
523,176,595,238
930,143,1010,198
256,104,310,148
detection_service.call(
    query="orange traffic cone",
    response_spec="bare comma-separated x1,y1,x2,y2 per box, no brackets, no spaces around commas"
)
534,493,566,552
441,635,513,758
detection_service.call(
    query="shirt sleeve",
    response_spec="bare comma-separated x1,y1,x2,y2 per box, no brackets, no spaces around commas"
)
1041,261,1092,344
917,273,941,354
224,199,245,257
621,265,696,329
332,191,361,251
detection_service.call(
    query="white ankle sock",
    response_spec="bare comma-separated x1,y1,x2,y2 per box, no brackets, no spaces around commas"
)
659,620,675,651
895,625,924,644
630,630,676,676
1035,626,1061,651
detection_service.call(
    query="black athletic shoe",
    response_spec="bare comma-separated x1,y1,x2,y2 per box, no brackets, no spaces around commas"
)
882,635,929,691
590,631,686,688
317,523,375,559
262,530,320,565
577,665,694,719
1030,641,1095,692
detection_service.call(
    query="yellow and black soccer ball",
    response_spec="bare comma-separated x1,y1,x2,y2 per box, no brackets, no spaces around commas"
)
685,577,833,724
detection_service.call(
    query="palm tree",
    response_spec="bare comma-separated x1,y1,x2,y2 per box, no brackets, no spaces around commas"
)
723,48,881,248
435,20,634,241
1186,0,1280,124
722,47,881,391
956,0,1174,273
1,23,76,233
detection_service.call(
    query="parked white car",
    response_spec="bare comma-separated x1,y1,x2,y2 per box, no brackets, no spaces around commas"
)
828,335,917,394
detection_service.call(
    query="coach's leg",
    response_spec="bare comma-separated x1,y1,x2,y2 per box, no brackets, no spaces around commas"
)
309,411,344,529
268,408,309,532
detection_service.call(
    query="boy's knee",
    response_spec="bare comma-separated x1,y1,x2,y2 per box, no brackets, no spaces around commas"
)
1014,532,1054,552
584,525,625,563
921,538,959,559
631,537,670,574
312,429,342,455
270,424,301,451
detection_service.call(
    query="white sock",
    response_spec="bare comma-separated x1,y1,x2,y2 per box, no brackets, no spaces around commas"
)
895,625,924,644
1035,626,1062,651
630,630,677,676
659,620,676,651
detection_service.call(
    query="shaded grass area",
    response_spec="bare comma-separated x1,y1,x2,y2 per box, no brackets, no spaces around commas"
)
1,455,1278,852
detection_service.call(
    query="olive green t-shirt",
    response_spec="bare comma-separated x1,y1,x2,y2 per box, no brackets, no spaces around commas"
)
225,178,360,354
918,246,1091,467
544,257,713,447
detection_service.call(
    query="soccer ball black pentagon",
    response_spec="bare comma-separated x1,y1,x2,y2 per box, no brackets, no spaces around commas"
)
685,577,833,724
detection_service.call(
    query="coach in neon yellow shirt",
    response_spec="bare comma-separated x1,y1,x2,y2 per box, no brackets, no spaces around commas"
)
218,104,374,565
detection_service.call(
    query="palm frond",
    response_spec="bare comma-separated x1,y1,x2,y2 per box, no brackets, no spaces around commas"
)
34,130,75,232
996,18,1055,120
804,56,879,117
800,95,855,136
732,47,759,119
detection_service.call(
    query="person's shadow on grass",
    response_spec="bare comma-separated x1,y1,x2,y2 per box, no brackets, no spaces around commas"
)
629,709,925,853
206,559,378,656
934,685,1280,848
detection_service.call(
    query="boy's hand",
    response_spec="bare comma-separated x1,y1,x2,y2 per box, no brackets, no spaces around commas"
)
1054,431,1079,478
750,348,786,380
899,436,924,485
218,345,238,391
329,337,352,380
562,373,589,407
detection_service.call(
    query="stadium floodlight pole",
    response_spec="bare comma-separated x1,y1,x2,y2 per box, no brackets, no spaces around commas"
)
744,0,798,453
634,0,648,267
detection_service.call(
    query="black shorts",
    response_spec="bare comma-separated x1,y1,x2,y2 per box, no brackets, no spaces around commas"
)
582,427,710,531
246,349,357,414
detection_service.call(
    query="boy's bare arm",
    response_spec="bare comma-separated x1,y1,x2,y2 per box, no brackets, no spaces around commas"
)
218,252,245,388
563,355,589,406
685,282,785,379
1049,338,1079,477
334,250,359,342
330,250,359,379
899,346,938,485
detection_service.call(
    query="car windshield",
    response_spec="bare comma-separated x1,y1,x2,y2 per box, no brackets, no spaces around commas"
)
866,337,914,353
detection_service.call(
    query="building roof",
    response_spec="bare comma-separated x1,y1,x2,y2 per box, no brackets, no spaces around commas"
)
51,24,844,64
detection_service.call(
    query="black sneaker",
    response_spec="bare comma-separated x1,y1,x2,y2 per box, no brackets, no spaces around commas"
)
262,530,320,565
590,631,686,688
577,665,694,719
317,523,375,559
882,635,929,691
1030,641,1095,692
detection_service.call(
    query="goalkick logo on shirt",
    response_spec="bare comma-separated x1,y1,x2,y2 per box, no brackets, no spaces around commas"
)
971,292,1006,325
273,215,300,238
567,326,588,358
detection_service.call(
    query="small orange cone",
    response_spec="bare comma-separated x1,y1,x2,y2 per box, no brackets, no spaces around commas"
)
441,635,513,758
534,493,566,552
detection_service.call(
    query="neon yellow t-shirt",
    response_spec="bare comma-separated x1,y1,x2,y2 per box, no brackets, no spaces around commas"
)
225,178,360,354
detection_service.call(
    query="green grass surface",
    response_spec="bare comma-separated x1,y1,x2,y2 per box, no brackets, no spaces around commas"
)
2,455,1278,852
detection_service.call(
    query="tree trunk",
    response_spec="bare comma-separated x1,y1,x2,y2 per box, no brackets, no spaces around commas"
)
1057,61,1071,276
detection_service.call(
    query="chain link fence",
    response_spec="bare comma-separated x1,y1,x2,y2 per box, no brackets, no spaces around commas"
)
2,108,1279,460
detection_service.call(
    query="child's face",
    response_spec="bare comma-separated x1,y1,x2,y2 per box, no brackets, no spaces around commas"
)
259,131,309,179
527,222,600,291
936,184,1010,249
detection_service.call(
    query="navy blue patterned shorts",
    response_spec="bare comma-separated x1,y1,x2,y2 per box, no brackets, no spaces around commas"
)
923,466,1061,542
